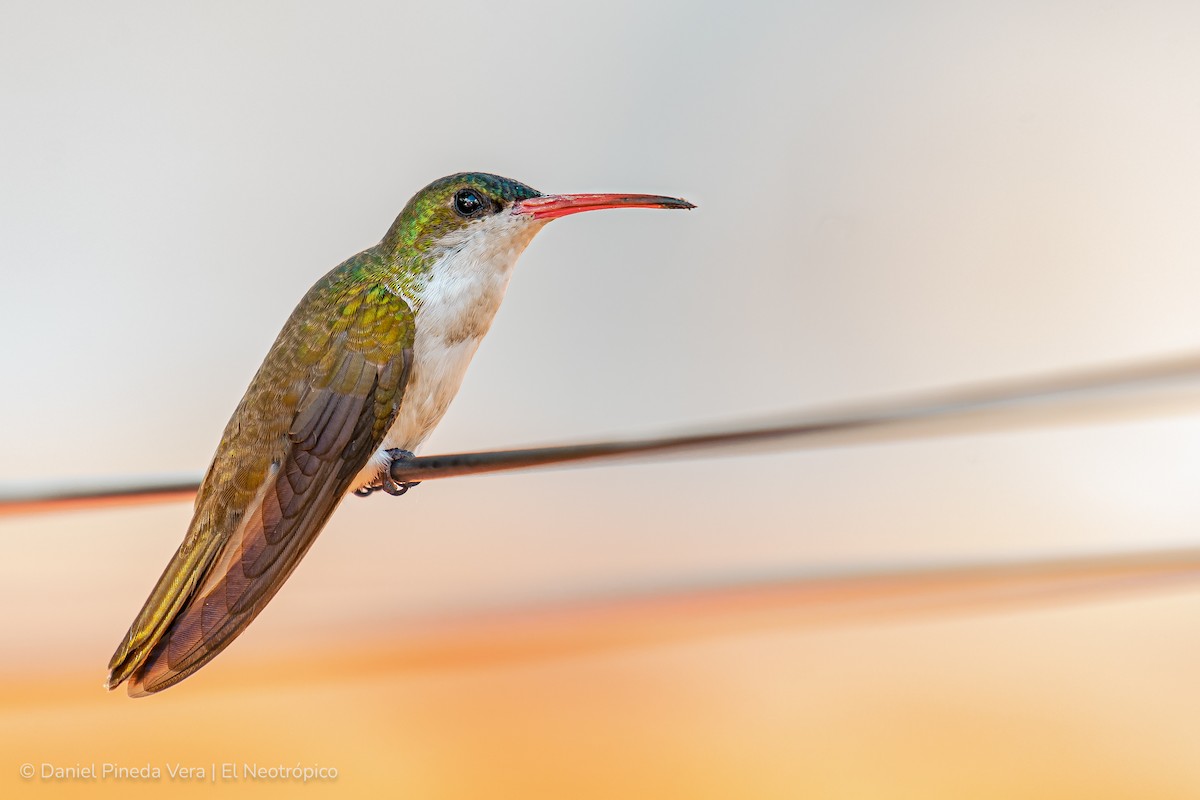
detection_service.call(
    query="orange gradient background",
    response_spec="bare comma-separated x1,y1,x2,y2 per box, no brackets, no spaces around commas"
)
4,2,1200,797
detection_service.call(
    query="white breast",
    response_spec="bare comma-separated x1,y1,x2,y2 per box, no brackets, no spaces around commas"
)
350,211,545,491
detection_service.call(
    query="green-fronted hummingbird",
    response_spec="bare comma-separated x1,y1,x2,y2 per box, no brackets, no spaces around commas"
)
105,172,693,696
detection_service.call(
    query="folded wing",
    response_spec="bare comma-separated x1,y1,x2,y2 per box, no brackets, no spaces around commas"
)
106,277,414,695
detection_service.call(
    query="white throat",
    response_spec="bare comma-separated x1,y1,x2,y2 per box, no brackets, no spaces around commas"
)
352,211,546,489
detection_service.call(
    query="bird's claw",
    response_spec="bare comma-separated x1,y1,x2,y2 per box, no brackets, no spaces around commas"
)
354,449,421,498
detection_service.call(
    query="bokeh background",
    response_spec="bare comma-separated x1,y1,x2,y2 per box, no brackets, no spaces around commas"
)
4,1,1200,797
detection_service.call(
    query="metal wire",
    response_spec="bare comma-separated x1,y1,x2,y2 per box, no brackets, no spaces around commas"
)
387,351,1200,484
3,351,1200,516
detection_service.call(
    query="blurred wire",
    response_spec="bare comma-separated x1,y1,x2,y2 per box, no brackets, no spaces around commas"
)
3,350,1200,517
0,479,197,517
251,546,1200,677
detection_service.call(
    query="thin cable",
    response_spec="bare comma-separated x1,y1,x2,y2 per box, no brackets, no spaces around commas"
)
387,351,1200,482
3,351,1200,517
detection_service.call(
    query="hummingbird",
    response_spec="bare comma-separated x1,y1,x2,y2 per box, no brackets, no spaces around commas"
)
105,172,693,696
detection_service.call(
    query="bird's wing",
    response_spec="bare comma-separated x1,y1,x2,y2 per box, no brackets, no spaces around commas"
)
106,279,414,696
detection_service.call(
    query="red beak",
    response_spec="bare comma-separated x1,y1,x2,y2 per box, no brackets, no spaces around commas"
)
512,192,695,221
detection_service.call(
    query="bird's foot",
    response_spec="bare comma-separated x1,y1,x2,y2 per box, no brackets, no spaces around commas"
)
353,449,421,498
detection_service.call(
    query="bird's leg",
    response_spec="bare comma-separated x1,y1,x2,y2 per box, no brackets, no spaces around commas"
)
380,448,421,496
353,449,421,497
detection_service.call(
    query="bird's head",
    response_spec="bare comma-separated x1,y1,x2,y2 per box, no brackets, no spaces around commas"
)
380,172,693,286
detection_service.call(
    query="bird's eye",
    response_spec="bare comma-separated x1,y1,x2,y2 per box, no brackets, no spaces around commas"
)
453,189,485,217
